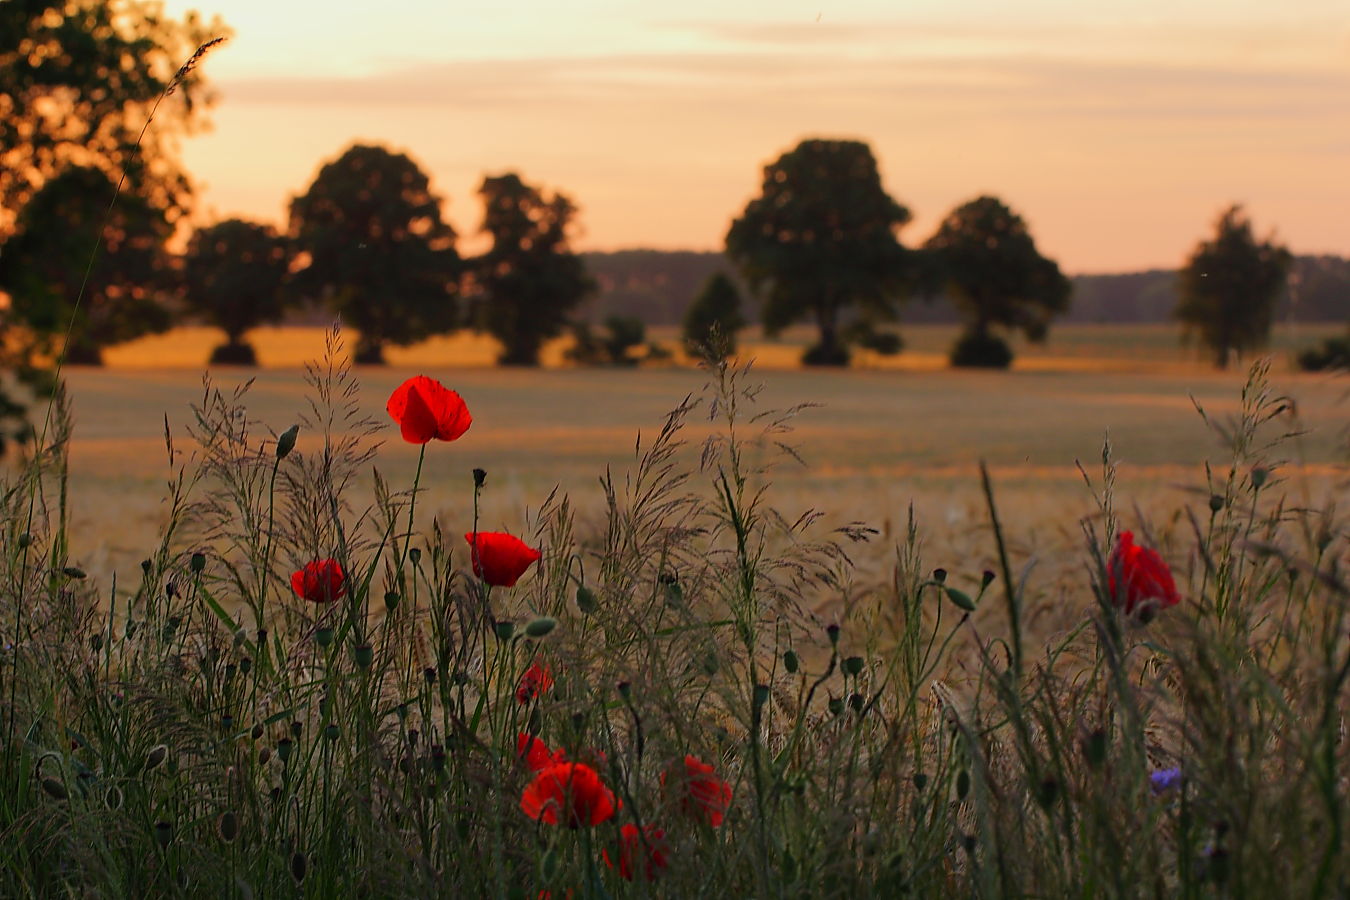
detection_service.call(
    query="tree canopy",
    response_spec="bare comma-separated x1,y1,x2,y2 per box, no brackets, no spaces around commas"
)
683,272,746,360
1176,205,1292,368
0,165,175,365
0,0,225,239
923,195,1070,368
470,173,594,366
183,219,291,365
288,144,460,364
725,139,911,366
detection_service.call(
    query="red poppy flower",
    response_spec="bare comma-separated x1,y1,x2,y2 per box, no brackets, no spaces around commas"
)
1107,531,1181,615
520,762,618,828
604,823,671,882
515,661,554,704
386,376,472,445
464,532,541,587
290,558,346,604
662,755,733,827
516,733,566,772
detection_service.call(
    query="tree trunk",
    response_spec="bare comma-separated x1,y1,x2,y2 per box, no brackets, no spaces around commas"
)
62,337,103,366
804,304,849,366
353,337,386,365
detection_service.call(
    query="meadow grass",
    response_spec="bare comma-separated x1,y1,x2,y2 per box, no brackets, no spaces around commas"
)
1,330,1347,897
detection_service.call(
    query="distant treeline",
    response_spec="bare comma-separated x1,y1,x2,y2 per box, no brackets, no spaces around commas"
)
579,251,1350,327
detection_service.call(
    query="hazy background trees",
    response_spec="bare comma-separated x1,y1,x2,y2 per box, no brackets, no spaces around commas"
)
183,219,290,364
1175,205,1292,368
923,195,1071,368
726,139,912,366
288,144,460,364
0,166,175,366
469,173,594,366
683,273,746,360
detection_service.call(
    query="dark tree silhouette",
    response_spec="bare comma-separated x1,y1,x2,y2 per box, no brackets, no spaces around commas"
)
683,272,746,359
1176,205,1292,368
0,166,174,365
288,144,460,364
183,219,291,365
470,173,594,366
0,0,226,239
923,195,1071,369
565,316,648,367
725,139,911,366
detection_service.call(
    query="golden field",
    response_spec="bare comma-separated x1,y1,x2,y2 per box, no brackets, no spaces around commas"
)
24,322,1346,637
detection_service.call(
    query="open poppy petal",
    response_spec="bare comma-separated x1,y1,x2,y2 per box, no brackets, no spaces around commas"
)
387,376,472,444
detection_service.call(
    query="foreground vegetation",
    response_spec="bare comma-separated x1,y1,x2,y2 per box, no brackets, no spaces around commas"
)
1,337,1347,896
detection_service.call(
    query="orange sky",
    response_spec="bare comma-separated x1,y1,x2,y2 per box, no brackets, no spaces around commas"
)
164,0,1349,274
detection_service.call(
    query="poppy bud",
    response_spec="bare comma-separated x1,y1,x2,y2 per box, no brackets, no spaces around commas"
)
40,777,68,800
62,566,86,580
154,821,172,847
251,723,264,741
277,739,293,762
524,617,556,639
258,747,271,765
944,587,976,612
140,558,151,573
575,586,598,614
842,656,865,677
981,570,996,589
473,468,487,487
218,810,240,843
1209,494,1225,513
431,744,446,771
354,643,374,668
827,697,845,716
239,657,252,675
494,620,516,641
315,627,333,647
753,684,770,709
826,623,840,646
324,724,340,742
701,651,719,676
17,533,32,548
384,591,400,612
276,424,299,460
190,552,206,574
221,714,234,732
932,567,947,584
912,772,928,791
617,681,632,700
1251,466,1268,489
956,769,971,800
783,650,799,673
289,851,307,884
409,547,421,565
423,666,437,685
849,692,865,712
224,663,237,680
146,744,168,771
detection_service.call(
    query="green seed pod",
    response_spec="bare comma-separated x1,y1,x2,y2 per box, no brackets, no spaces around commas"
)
472,468,487,488
146,745,168,771
1251,466,1269,489
575,586,598,614
494,621,516,642
409,547,421,565
1209,494,1225,513
190,552,206,574
239,657,252,675
980,570,996,590
826,624,840,646
257,747,271,765
842,656,865,677
315,627,334,648
324,724,340,742
753,684,771,709
616,681,632,701
827,697,845,716
912,772,928,791
289,851,307,884
62,566,86,580
275,424,299,460
277,738,294,762
17,532,32,549
783,649,800,674
384,591,400,612
251,723,264,741
353,643,374,668
848,692,865,713
956,769,971,800
524,617,556,639
932,567,948,584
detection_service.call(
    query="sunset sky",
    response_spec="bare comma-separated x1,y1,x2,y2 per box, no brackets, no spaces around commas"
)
162,0,1349,273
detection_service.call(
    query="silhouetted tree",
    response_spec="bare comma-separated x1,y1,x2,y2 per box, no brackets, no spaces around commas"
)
924,195,1070,369
565,316,648,366
183,219,290,365
470,173,594,366
1176,205,1292,368
683,272,746,359
0,166,174,365
0,0,226,238
288,144,459,364
726,139,911,366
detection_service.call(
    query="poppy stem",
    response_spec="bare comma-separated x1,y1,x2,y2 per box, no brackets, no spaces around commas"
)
399,444,427,589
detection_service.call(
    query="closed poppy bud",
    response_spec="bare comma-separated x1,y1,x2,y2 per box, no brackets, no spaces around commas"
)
353,643,374,668
277,738,293,762
289,851,307,884
251,723,264,741
387,376,472,445
525,617,557,639
575,586,598,614
826,624,840,646
384,591,400,612
315,626,334,647
275,424,299,460
1209,494,1225,513
217,810,239,843
473,467,487,487
932,568,947,584
258,747,271,765
290,558,346,604
494,620,516,641
828,697,845,716
1251,466,1269,489
324,724,340,742
464,532,542,587
62,566,86,580
190,552,206,573
146,744,168,771
40,777,68,800
981,570,996,589
1107,531,1181,616
18,532,32,549
842,656,865,677
154,821,172,847
783,650,799,673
